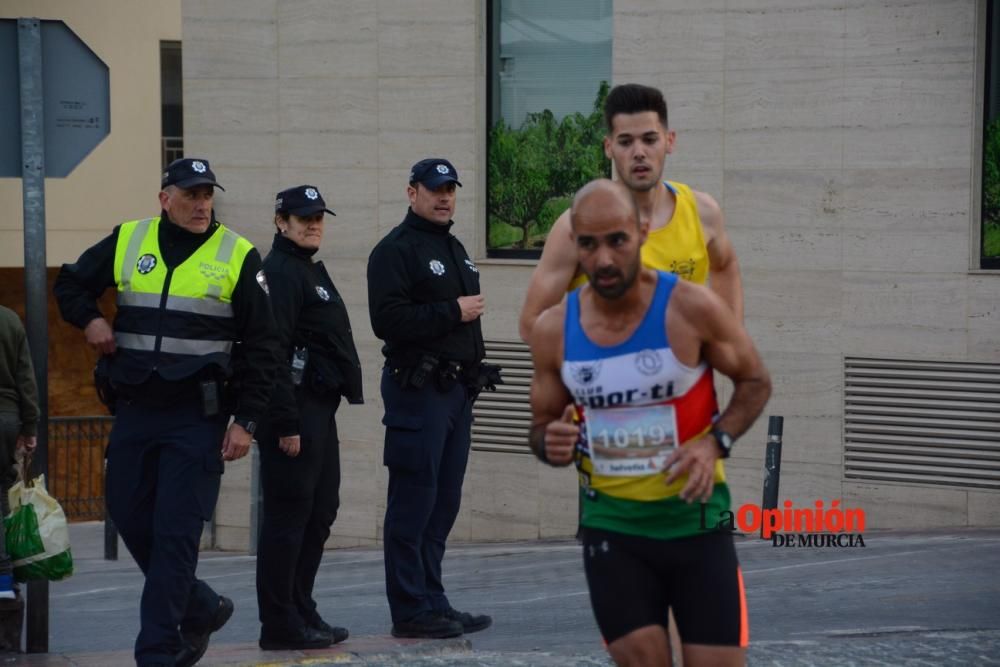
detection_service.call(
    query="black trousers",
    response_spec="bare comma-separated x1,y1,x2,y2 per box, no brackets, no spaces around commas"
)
256,391,341,635
380,369,472,624
105,399,227,667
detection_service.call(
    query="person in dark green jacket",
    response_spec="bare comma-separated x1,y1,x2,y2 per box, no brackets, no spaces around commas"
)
0,305,40,599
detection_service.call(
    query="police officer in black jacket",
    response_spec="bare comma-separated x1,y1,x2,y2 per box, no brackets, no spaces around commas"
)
53,158,280,667
367,158,492,639
256,185,363,651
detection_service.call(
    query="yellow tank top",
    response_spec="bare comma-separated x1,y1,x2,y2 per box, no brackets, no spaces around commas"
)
569,180,709,288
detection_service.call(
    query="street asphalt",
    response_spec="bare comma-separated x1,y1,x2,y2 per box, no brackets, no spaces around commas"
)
1,522,997,666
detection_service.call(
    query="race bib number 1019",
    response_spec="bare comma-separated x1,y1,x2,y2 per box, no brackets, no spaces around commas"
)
584,403,678,476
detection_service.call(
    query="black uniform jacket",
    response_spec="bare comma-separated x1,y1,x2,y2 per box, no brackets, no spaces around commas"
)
53,211,280,424
367,208,484,368
262,233,364,436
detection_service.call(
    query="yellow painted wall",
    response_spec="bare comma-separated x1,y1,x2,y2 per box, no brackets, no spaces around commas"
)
0,0,181,267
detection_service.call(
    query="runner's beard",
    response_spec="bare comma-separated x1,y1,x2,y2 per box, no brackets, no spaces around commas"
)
589,254,641,300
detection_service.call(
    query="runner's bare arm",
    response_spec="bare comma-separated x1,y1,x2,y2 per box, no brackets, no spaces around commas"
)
695,190,744,321
518,211,579,343
680,281,770,438
664,282,769,502
528,305,577,466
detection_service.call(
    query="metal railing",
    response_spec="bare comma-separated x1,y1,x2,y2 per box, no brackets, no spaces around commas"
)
48,416,113,521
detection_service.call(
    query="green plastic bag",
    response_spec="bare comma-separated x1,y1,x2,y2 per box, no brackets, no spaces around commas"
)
4,474,73,582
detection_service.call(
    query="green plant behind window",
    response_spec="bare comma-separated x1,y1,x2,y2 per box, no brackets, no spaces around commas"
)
984,118,1000,259
488,82,611,250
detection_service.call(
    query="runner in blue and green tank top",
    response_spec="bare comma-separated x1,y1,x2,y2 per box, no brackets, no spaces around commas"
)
562,269,727,541
529,180,771,667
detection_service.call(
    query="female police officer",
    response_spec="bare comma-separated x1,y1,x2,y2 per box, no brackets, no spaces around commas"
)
255,185,363,651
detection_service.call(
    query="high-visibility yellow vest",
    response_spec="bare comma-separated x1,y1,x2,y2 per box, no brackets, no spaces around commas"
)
110,216,254,384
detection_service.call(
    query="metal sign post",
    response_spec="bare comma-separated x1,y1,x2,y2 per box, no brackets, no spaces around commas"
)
17,17,50,655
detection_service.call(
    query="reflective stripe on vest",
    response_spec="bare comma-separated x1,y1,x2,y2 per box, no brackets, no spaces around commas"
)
114,332,234,356
117,218,156,290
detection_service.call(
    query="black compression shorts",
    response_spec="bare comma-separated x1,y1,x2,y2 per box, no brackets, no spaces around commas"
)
581,527,748,647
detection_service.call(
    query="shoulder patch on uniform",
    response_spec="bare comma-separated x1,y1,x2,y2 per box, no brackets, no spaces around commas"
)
464,258,478,274
256,270,269,295
315,285,330,301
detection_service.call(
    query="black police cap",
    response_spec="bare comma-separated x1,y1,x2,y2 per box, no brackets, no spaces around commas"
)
161,158,225,191
409,158,462,189
274,185,336,217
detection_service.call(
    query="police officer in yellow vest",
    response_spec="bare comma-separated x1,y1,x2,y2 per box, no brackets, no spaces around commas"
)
54,158,280,667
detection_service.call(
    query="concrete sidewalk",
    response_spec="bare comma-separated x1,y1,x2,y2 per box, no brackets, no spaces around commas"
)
2,523,998,666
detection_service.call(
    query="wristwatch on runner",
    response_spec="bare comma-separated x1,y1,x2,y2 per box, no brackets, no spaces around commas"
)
711,428,734,458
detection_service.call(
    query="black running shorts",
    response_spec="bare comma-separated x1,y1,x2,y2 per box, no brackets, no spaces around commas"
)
581,527,748,646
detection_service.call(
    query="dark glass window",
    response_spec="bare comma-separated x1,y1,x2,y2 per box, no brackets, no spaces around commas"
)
486,0,613,258
982,2,1000,268
160,41,183,169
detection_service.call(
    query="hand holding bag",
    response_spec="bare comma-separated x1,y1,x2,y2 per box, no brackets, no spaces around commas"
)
3,454,73,582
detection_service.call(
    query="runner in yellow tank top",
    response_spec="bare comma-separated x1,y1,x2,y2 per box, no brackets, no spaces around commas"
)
520,83,743,343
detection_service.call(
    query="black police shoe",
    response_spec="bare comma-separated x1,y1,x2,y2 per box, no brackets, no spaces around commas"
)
442,607,492,634
259,626,334,651
390,610,464,639
309,617,349,644
176,595,234,667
